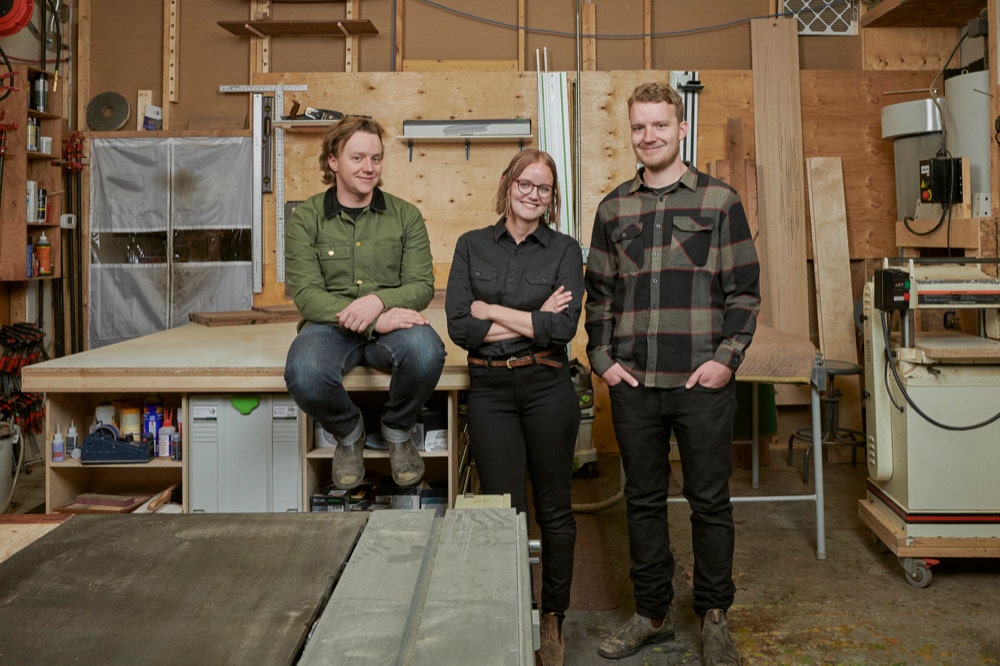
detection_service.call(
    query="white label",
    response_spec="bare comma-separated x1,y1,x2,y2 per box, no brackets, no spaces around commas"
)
192,405,218,420
272,404,297,420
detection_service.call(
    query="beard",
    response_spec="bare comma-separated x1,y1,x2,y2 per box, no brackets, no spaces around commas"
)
636,141,680,172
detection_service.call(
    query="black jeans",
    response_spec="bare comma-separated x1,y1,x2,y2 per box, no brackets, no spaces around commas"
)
466,359,579,614
609,380,737,618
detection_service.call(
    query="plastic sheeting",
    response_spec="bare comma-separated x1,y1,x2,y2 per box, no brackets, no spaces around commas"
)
89,137,253,349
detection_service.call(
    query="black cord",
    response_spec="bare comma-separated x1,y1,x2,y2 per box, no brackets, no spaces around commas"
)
0,44,12,103
880,310,1000,431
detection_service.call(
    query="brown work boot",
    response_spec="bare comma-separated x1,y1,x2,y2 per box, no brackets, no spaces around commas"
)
538,612,564,665
597,611,674,659
701,608,741,666
387,436,424,486
331,433,365,489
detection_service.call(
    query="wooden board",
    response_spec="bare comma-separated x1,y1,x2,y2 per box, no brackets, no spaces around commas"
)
751,18,810,338
21,307,469,393
860,0,985,28
0,515,68,564
188,309,301,326
859,497,1000,558
218,19,379,37
806,157,864,434
0,513,368,665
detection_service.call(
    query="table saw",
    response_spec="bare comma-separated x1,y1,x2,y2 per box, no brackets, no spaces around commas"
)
0,509,534,664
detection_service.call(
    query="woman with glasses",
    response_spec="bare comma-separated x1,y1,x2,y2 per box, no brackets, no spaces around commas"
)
445,149,584,666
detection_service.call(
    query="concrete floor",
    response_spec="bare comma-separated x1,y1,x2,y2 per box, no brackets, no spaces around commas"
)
563,453,1000,665
6,448,1000,664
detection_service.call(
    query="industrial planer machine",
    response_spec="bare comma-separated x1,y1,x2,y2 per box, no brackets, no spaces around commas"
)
859,258,1000,587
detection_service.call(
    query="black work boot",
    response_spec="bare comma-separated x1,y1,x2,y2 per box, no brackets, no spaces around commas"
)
387,437,424,486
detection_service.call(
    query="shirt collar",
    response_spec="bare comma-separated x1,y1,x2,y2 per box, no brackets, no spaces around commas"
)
628,163,698,194
324,187,387,218
491,217,555,247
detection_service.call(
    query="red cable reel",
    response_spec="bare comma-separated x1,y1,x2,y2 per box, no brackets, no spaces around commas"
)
0,0,33,38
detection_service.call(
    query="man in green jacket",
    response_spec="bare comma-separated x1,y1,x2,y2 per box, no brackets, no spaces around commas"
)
284,116,446,489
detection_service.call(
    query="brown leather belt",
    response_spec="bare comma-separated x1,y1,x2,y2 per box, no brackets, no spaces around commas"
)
467,349,563,369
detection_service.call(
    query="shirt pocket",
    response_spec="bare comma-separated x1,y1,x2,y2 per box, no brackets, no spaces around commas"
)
316,243,351,286
670,216,714,267
525,269,558,305
612,223,645,273
471,267,500,301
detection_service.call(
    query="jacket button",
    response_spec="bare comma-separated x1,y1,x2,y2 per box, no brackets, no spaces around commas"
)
356,241,362,247
328,250,335,256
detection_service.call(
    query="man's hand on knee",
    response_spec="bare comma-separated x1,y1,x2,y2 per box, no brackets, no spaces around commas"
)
374,307,430,334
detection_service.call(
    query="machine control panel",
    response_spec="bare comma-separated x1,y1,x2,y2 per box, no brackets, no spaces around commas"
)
874,268,911,310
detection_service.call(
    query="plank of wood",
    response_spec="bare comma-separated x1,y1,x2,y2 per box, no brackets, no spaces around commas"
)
188,309,300,326
860,0,985,28
751,18,810,339
0,513,368,664
0,515,68,564
136,90,152,130
218,19,379,37
806,157,864,434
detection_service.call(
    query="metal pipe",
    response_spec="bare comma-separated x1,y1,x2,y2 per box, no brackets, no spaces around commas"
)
573,1,584,242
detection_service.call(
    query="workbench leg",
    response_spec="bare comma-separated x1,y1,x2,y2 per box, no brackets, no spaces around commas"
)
812,382,827,560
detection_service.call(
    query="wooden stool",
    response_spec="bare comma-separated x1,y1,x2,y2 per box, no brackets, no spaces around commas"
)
786,358,865,483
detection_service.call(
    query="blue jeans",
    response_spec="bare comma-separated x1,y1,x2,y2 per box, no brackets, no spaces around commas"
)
608,380,737,618
466,359,579,614
284,322,446,443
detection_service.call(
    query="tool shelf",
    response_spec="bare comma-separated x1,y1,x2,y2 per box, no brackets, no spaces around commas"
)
0,65,63,282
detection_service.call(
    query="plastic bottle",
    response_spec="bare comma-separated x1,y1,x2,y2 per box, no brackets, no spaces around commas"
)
67,421,80,459
158,409,175,458
35,232,52,276
26,238,33,278
52,425,65,463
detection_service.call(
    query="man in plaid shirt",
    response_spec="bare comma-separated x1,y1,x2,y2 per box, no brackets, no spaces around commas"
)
586,82,760,665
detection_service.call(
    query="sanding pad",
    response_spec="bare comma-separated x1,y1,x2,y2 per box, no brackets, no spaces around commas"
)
86,92,131,131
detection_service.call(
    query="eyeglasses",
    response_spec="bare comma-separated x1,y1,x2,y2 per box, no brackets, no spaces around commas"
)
515,179,554,198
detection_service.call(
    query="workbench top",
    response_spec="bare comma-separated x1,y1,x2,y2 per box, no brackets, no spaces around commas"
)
22,308,470,393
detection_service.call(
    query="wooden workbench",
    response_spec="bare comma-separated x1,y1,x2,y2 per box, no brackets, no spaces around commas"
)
21,308,469,513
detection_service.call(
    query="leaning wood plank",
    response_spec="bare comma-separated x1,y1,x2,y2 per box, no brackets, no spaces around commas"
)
299,510,437,665
806,157,864,434
751,18,810,339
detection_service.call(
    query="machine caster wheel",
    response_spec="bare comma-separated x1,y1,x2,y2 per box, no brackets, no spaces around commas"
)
901,557,936,588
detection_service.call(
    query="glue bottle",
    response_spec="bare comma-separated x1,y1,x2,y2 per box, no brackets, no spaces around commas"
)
67,421,81,459
52,425,65,463
158,410,175,458
35,231,52,276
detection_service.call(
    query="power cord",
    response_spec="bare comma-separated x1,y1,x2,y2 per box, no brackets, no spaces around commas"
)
880,310,1000,431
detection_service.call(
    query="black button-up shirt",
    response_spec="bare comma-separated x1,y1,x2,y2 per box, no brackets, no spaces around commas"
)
445,219,584,358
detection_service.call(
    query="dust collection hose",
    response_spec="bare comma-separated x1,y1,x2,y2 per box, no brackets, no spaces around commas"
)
571,459,625,514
